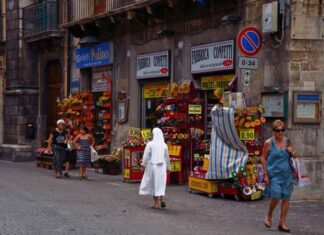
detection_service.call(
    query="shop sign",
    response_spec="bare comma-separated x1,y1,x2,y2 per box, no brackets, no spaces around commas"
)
128,127,141,139
141,129,152,140
91,68,112,92
170,161,181,172
239,129,255,141
143,83,169,99
188,104,202,115
191,40,235,74
136,51,170,79
168,145,182,157
201,75,233,90
76,42,113,69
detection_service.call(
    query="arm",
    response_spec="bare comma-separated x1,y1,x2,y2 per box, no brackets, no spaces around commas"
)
165,147,171,172
73,134,81,146
287,138,298,159
141,143,151,167
261,139,271,185
89,134,95,147
47,134,53,152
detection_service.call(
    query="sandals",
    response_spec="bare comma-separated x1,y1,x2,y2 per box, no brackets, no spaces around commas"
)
64,173,70,178
278,225,291,233
150,205,159,209
161,201,166,208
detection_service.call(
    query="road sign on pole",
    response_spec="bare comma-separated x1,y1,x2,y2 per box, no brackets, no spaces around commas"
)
237,27,263,57
239,57,259,70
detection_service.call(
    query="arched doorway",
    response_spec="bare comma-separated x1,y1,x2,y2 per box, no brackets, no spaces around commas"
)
45,60,62,137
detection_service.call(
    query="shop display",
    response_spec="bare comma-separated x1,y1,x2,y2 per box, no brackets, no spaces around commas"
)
96,148,122,175
188,96,267,201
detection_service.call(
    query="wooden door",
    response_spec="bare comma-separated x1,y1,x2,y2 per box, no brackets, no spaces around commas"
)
45,60,62,137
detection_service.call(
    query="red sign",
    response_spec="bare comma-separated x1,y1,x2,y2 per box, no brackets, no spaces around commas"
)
237,27,262,57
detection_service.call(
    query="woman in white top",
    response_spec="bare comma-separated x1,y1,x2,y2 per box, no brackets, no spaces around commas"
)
139,128,171,209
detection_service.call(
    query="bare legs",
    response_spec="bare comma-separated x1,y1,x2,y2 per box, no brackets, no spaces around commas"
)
265,199,290,230
151,196,166,209
79,167,88,179
279,199,290,229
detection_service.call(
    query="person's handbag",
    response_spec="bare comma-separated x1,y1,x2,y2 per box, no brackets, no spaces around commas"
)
91,147,99,162
292,158,311,187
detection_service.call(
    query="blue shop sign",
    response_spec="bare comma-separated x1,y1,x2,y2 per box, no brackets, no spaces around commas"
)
76,43,113,68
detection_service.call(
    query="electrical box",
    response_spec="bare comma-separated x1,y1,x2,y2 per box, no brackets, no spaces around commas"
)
262,2,279,33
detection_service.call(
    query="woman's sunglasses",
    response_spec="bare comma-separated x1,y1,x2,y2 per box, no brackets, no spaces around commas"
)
273,128,285,133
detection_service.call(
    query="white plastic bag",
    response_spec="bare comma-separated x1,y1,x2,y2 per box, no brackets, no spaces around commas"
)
292,159,311,187
91,147,99,163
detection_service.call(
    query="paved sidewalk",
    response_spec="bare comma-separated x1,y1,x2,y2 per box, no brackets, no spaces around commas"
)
0,160,323,235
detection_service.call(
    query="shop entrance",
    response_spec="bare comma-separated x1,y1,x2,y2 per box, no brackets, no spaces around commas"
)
45,60,62,137
141,82,169,129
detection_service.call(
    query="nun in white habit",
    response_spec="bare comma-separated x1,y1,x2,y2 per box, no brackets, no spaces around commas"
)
139,128,170,209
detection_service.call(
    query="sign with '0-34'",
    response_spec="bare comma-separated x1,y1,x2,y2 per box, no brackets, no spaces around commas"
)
76,43,114,68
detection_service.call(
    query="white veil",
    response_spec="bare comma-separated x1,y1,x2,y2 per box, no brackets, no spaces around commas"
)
150,128,166,164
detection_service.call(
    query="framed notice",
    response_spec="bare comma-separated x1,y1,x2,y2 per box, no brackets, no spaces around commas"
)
261,92,288,118
293,91,321,123
91,66,112,92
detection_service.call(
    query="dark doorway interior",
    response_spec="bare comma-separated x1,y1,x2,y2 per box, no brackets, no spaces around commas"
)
45,60,62,137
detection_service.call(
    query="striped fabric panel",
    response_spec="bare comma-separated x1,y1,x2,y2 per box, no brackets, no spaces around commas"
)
206,106,248,179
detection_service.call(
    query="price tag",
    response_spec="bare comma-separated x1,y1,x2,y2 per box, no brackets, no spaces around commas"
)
202,158,209,171
239,129,255,141
123,169,130,179
141,129,152,140
170,161,181,172
188,104,202,115
129,127,141,138
168,145,182,157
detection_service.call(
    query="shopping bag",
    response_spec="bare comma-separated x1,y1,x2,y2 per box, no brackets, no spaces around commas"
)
292,159,311,187
91,147,99,162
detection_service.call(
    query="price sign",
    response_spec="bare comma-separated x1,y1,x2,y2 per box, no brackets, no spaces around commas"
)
188,104,202,115
239,129,255,141
141,129,152,139
170,161,181,172
168,145,182,157
239,57,259,70
202,158,209,171
129,127,141,138
123,169,130,179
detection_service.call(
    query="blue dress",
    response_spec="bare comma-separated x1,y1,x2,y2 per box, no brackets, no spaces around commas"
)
76,139,91,168
263,138,293,200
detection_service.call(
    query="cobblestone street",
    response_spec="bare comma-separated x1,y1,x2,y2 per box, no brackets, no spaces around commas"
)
0,160,323,235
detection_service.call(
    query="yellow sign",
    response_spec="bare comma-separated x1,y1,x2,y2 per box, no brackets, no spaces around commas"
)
168,145,182,157
188,104,202,115
129,127,141,138
202,158,209,171
170,161,181,172
251,190,262,200
143,83,169,99
239,129,255,141
141,129,152,139
201,75,233,90
123,169,130,179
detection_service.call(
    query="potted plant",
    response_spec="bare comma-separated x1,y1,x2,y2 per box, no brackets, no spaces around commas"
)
96,149,122,175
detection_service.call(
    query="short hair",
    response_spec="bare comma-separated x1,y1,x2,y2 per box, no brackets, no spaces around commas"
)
82,127,89,134
272,119,285,130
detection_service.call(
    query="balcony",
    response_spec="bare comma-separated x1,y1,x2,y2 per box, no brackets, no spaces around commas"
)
61,0,162,27
23,0,64,43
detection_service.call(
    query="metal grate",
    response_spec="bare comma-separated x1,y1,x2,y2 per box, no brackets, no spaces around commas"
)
23,0,59,38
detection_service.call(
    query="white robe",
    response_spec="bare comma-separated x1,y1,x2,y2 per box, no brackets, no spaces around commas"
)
139,141,170,196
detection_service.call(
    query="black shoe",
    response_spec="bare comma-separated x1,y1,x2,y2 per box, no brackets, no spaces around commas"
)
64,173,70,178
161,201,166,208
278,225,290,233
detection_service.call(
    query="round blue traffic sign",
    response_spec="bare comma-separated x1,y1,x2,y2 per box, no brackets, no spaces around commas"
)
237,27,262,56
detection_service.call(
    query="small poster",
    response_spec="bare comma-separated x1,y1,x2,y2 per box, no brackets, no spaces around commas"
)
91,68,112,92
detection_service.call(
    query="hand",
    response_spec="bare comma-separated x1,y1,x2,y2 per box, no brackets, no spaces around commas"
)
264,175,269,185
45,148,52,154
287,146,293,154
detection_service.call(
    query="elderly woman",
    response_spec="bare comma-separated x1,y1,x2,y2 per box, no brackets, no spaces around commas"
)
261,120,298,233
47,119,69,178
139,128,170,209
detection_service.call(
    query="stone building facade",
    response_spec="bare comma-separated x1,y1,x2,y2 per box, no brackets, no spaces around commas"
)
1,0,323,200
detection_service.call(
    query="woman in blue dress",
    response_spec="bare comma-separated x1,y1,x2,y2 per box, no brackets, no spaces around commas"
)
73,127,95,179
261,120,298,233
